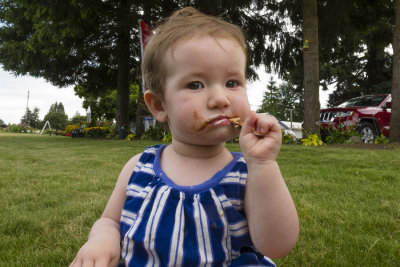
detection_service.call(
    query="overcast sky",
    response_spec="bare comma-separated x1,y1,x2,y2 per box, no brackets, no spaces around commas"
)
0,68,86,125
0,67,330,125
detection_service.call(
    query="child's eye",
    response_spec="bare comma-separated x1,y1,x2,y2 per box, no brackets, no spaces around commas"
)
226,80,239,88
187,81,204,90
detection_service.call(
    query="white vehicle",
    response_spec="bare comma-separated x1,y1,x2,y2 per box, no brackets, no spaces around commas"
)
258,113,302,140
278,121,299,140
280,121,302,139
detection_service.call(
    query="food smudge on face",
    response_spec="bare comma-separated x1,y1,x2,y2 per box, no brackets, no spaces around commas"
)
192,113,263,136
193,111,209,131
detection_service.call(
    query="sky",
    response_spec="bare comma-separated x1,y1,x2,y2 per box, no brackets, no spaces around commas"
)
0,67,331,125
0,68,86,125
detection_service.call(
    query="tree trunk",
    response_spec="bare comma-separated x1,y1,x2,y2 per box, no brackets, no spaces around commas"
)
116,0,130,139
390,0,400,142
365,41,388,94
302,0,320,137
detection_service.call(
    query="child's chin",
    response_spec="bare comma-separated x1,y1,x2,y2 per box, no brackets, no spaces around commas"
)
192,135,235,146
187,128,238,144
212,132,238,144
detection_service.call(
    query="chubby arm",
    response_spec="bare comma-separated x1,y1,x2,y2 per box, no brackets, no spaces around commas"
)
240,111,299,258
70,153,142,267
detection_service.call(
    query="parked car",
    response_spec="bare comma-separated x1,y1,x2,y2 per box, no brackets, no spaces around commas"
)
320,94,392,143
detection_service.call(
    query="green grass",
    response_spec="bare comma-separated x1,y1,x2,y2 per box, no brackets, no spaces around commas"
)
1,133,399,266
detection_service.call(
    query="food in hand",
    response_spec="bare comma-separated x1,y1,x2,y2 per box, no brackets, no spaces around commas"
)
229,117,243,128
229,117,264,137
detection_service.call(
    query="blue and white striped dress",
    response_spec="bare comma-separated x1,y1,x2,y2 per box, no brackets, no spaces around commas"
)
120,145,276,267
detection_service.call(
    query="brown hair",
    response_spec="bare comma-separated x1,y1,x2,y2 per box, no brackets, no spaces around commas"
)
142,7,247,100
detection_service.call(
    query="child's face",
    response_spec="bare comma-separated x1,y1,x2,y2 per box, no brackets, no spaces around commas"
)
162,35,250,145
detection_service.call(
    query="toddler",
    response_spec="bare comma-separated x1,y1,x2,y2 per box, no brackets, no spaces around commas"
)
70,7,299,267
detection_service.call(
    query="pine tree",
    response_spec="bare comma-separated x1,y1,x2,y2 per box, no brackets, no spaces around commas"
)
257,78,303,122
21,107,40,128
43,102,68,130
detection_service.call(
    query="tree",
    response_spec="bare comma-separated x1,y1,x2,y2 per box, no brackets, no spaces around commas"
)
262,1,395,106
20,107,40,128
390,0,400,142
0,0,138,136
276,82,304,122
48,102,66,114
321,0,394,106
75,83,140,124
257,78,280,116
69,113,86,125
115,0,132,136
301,0,320,136
1,0,279,138
257,78,303,122
43,102,68,130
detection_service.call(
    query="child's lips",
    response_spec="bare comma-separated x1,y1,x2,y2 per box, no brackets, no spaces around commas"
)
207,115,231,127
209,118,231,127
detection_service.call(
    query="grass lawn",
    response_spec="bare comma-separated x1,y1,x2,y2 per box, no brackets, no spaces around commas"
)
0,132,399,266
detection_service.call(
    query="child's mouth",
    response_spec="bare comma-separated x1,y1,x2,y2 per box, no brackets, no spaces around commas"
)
207,116,231,127
193,112,246,131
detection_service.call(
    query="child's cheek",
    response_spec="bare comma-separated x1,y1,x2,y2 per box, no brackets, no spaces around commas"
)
233,94,251,118
171,102,200,132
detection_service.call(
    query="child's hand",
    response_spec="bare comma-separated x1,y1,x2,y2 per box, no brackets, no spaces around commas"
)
240,111,299,258
69,237,120,267
239,110,282,164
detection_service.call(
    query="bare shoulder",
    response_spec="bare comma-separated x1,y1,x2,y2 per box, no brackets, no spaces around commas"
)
118,153,143,185
101,153,142,220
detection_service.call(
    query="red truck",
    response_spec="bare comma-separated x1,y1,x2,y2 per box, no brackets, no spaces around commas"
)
320,94,392,143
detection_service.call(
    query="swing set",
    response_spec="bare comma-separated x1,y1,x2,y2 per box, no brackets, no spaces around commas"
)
40,121,52,135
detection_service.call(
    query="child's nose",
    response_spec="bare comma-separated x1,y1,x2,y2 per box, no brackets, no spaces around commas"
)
207,86,230,109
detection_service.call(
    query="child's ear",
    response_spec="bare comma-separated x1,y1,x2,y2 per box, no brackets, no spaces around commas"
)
144,90,168,122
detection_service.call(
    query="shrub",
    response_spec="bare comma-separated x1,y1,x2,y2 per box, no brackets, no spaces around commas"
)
141,126,165,141
7,124,21,133
125,134,136,141
41,129,52,135
162,132,172,143
94,121,116,138
55,130,67,136
20,125,35,133
301,134,324,146
325,130,353,144
41,129,66,136
6,124,35,133
374,134,389,144
85,127,111,138
321,120,359,144
282,130,295,144
65,125,80,133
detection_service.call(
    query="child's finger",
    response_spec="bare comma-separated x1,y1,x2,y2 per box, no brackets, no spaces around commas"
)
257,115,283,143
240,110,257,136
